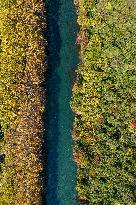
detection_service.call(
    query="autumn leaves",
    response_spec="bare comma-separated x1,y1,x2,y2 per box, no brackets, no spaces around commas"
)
0,1,46,204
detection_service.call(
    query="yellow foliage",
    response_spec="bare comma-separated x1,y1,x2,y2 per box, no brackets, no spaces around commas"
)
0,0,46,204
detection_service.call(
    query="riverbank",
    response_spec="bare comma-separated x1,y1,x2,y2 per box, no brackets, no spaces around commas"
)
0,1,46,204
71,0,136,204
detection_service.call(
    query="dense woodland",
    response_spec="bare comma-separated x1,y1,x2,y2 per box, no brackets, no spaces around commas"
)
71,0,136,204
0,0,46,204
0,0,136,205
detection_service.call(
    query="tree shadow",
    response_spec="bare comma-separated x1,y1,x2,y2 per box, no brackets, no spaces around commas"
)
0,126,4,174
0,125,4,141
41,0,61,204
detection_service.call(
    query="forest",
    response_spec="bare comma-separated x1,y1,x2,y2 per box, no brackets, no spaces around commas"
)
71,0,136,204
0,1,46,204
0,0,136,204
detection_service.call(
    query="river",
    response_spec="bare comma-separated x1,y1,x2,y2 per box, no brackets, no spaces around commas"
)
43,0,79,204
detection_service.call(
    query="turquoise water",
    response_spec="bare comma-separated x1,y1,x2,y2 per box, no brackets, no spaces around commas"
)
44,0,79,204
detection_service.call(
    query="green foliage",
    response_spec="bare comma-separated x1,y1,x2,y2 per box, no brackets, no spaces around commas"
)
71,0,136,204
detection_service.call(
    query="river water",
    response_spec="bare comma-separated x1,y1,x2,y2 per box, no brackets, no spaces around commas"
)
44,0,79,204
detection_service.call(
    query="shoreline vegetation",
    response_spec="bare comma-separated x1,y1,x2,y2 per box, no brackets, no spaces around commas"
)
0,1,46,204
71,0,136,204
0,0,135,204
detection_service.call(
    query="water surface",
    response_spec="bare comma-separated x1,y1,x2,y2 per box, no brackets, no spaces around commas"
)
43,0,79,204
